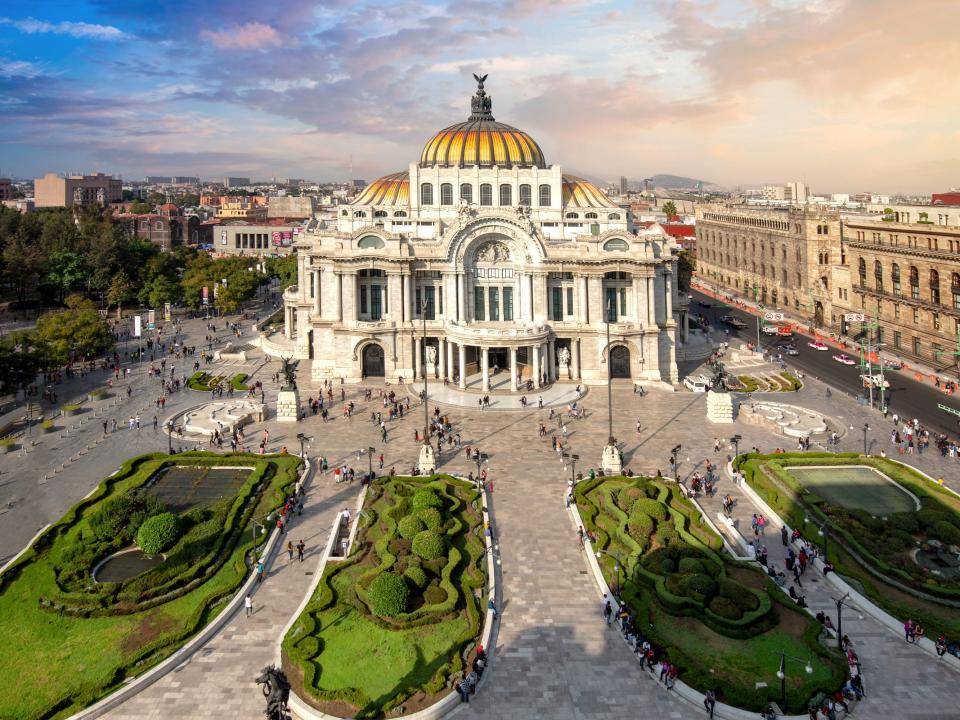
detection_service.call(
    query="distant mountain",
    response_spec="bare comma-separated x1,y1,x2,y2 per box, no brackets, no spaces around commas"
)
566,170,718,191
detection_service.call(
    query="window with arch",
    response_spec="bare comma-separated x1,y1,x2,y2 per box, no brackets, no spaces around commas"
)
608,213,621,220
874,260,883,291
440,183,453,205
909,266,920,299
499,184,512,206
952,273,960,310
565,212,579,219
538,183,551,206
930,269,941,305
602,238,629,252
892,263,901,295
354,210,366,218
480,183,493,206
357,235,385,249
341,209,348,216
585,212,598,219
782,246,787,260
460,183,473,204
373,210,387,218
519,184,531,206
420,183,433,205
781,269,787,283
393,210,407,217
858,258,866,287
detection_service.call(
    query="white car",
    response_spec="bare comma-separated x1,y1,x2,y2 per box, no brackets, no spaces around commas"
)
778,346,799,356
762,325,779,336
808,340,829,351
833,353,856,365
861,374,890,388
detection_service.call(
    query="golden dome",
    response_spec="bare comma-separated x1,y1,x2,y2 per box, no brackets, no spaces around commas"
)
562,175,617,208
354,171,409,205
420,76,546,168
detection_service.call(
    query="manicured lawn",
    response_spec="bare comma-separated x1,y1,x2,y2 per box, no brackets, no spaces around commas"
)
576,475,845,713
787,465,917,515
284,475,486,718
0,452,300,719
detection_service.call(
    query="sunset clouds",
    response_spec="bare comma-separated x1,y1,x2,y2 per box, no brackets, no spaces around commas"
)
0,0,957,192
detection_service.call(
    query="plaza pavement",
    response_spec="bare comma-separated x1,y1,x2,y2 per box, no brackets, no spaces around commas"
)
4,316,960,719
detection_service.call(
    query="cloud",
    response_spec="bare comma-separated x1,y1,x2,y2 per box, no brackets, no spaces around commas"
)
200,22,283,49
0,57,43,78
0,16,130,40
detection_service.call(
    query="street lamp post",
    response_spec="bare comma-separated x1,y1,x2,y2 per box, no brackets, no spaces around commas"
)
596,548,623,602
833,591,861,651
417,299,436,474
562,452,580,486
367,445,375,476
861,423,870,455
474,451,488,488
776,652,813,709
605,299,614,445
806,515,829,562
296,432,308,458
731,434,742,468
251,518,269,556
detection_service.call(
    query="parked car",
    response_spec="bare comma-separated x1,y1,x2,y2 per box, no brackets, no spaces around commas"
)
807,340,829,351
724,317,748,329
777,345,799,356
860,374,890,388
833,353,856,365
762,325,779,335
683,375,709,393
882,358,904,370
776,325,794,337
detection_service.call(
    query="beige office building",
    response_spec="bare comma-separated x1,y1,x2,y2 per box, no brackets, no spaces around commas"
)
33,172,122,207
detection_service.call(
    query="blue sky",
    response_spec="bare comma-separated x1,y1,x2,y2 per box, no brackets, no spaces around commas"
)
1,0,958,192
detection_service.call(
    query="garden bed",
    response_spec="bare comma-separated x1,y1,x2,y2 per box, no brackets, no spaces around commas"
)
187,371,248,392
0,451,301,719
730,372,801,393
283,475,487,718
575,475,844,713
738,452,960,637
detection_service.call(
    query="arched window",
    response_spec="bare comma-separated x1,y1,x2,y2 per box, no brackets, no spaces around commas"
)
519,184,531,206
892,263,901,295
858,258,866,287
393,210,407,217
952,273,960,310
874,260,883,291
909,266,919,299
354,210,366,218
373,210,387,218
608,213,621,220
357,235,385,249
602,238,629,252
440,183,453,205
565,212,579,219
460,183,473,204
480,183,493,206
585,212,598,219
499,184,512,206
930,269,941,305
341,209,348,217
420,183,433,205
538,183,551,206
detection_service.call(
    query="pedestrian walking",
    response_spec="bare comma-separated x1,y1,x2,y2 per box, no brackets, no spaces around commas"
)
256,560,265,583
704,689,716,718
102,420,108,435
603,598,613,626
297,539,305,562
244,594,253,617
153,415,158,432
287,541,294,561
636,419,642,434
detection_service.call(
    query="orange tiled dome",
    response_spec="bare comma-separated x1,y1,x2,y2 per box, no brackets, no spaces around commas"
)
353,171,409,205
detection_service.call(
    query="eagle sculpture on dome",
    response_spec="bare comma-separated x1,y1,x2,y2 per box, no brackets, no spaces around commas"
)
470,73,493,119
473,73,487,89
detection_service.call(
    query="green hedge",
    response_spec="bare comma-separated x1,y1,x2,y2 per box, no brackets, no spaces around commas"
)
136,512,181,554
367,572,410,617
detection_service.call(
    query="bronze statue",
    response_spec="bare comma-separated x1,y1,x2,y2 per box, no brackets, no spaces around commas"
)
280,356,298,390
710,361,728,392
255,665,291,720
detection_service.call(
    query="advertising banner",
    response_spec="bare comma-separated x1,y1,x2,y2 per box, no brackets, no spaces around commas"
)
202,286,209,305
163,302,172,321
133,315,142,338
147,309,156,330
272,231,282,246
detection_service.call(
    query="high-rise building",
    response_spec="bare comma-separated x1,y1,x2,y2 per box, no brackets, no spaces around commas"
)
223,176,251,188
620,176,628,195
0,178,12,201
34,172,123,207
785,181,808,203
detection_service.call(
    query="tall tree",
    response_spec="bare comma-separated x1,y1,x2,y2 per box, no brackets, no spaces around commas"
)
34,307,114,366
107,272,134,320
661,201,678,221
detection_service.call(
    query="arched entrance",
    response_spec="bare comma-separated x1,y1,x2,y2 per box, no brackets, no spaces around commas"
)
814,301,824,327
362,343,385,377
610,345,631,378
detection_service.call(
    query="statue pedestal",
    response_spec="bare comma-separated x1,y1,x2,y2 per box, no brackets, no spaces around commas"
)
417,443,436,475
558,362,570,380
706,390,735,424
601,443,622,474
276,388,300,423
425,362,437,379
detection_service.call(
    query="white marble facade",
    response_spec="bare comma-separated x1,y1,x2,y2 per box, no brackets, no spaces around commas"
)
281,79,682,389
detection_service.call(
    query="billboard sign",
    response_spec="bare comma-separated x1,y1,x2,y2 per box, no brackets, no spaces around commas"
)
133,315,142,338
147,309,156,330
202,286,209,305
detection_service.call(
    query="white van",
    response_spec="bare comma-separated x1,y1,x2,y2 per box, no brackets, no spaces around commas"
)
683,376,709,393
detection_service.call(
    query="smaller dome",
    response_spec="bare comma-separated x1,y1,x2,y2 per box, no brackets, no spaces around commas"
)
354,171,409,206
562,175,617,208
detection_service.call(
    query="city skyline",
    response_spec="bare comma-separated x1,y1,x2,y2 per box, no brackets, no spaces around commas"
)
1,0,957,193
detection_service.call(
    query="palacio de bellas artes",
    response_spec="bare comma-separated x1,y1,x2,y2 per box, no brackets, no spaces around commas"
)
274,77,688,390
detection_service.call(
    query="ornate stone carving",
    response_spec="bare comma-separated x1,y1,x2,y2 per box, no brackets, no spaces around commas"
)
425,345,437,365
474,240,511,263
557,346,570,366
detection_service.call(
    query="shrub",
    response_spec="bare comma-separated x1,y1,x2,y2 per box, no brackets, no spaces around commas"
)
617,486,644,511
681,573,718,600
678,557,706,575
403,565,428,589
851,509,884,533
416,507,443,531
883,535,907,553
708,596,743,620
916,509,950,530
136,512,181,555
655,525,679,547
887,512,919,535
367,572,410,617
398,515,426,539
90,492,166,543
932,521,960,546
627,512,654,540
632,498,667,521
412,490,444,511
412,530,446,560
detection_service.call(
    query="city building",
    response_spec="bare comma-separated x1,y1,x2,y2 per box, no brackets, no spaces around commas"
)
277,78,684,386
864,203,960,227
33,172,123,207
224,177,251,188
835,217,960,372
114,203,199,251
267,196,316,219
620,176,628,195
2,199,34,213
0,178,12,201
760,181,808,204
211,218,300,257
932,191,960,206
694,203,839,326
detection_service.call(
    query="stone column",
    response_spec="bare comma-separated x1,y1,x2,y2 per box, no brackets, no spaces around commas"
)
410,276,418,318
571,337,580,379
579,275,589,323
509,346,518,392
336,272,343,322
284,305,292,339
402,275,410,323
532,274,546,321
447,340,455,381
527,274,535,321
413,336,421,379
458,344,467,389
481,347,490,391
457,273,465,321
588,275,603,325
664,271,674,320
632,275,642,324
312,268,321,316
532,344,541,388
547,339,556,382
438,337,447,379
647,275,656,326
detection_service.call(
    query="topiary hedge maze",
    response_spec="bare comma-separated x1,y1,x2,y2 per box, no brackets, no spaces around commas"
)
283,475,487,718
0,451,301,720
739,452,960,637
576,475,845,713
